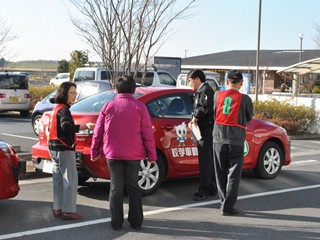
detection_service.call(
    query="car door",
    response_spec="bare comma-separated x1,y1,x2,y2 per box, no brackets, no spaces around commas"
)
146,93,199,174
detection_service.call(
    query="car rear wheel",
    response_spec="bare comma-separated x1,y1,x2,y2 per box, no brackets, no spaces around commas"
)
254,141,284,179
138,154,166,196
32,114,42,136
20,110,29,117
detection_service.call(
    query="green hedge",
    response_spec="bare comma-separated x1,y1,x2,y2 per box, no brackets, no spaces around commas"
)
29,85,58,109
253,99,318,135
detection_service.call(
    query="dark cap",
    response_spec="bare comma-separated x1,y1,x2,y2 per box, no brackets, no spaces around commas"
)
227,69,243,81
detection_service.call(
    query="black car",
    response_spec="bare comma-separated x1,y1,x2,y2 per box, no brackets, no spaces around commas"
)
31,80,112,135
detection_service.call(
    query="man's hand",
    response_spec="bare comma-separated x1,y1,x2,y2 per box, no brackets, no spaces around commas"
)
188,117,198,129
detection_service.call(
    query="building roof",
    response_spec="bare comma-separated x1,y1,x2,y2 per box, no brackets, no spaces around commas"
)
181,50,320,71
277,57,320,75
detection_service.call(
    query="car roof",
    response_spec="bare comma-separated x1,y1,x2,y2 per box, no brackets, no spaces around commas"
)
135,87,193,96
0,72,28,76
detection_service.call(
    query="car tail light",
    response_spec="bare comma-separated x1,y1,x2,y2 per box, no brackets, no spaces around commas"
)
0,142,19,168
0,93,6,98
24,93,31,98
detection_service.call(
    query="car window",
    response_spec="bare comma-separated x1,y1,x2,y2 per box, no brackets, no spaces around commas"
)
101,71,111,80
74,70,95,81
134,72,154,86
70,91,141,113
158,72,176,86
43,90,57,103
180,74,187,86
207,79,219,91
146,94,191,118
77,85,99,100
0,75,28,89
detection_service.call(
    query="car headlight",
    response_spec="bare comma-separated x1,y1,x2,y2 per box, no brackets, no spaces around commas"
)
0,141,10,153
38,119,44,133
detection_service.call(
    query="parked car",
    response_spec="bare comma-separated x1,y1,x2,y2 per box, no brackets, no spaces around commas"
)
73,67,176,87
176,73,220,91
31,80,113,136
0,140,20,199
0,72,31,117
32,87,291,196
49,73,70,86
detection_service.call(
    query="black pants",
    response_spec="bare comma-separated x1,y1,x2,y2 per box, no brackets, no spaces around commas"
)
197,126,217,196
213,143,244,212
107,159,143,229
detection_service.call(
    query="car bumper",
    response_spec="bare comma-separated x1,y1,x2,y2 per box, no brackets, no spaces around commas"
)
31,143,110,179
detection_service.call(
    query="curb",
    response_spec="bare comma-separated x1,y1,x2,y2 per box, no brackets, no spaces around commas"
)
288,134,320,140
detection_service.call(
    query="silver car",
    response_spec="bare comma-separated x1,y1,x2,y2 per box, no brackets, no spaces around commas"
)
0,72,31,117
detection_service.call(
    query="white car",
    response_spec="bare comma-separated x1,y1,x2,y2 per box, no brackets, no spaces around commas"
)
73,67,176,87
0,72,31,117
176,73,220,91
49,73,70,86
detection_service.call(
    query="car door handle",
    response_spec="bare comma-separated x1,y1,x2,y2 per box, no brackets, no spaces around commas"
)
162,125,174,131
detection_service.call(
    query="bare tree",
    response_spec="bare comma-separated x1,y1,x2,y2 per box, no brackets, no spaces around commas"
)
0,18,18,66
67,0,196,83
313,23,320,48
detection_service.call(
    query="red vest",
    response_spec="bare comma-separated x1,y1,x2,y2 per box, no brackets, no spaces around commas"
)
215,89,246,129
48,104,74,148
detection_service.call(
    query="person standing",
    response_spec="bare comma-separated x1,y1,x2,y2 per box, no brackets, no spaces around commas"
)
212,69,253,216
188,69,217,201
48,81,94,220
91,76,157,231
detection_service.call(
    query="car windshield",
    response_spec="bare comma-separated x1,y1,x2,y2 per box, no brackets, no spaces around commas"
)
0,75,28,89
70,91,142,113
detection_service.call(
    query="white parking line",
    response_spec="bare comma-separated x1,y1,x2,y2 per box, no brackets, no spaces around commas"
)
0,133,38,141
0,184,319,240
290,160,319,165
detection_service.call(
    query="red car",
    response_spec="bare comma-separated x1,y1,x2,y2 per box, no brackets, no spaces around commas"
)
0,141,20,199
32,87,291,195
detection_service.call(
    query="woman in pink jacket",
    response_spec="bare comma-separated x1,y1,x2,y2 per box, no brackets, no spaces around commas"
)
91,75,156,231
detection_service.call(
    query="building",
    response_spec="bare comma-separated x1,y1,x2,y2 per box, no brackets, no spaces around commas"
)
181,50,320,93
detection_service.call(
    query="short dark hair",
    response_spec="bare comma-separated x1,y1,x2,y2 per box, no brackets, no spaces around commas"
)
115,75,136,94
187,69,206,83
54,81,77,104
227,69,243,83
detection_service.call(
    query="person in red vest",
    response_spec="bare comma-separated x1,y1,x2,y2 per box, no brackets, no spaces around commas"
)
48,82,94,220
213,69,253,216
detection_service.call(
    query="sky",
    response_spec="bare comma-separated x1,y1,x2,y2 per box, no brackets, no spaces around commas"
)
1,0,320,62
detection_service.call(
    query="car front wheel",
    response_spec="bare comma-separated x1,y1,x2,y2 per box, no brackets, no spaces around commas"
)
32,114,42,136
138,154,166,196
254,141,284,179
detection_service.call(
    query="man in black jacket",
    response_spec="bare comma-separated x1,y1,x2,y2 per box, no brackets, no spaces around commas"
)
188,69,217,201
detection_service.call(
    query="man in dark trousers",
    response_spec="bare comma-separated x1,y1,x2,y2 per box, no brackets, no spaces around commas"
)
188,69,217,201
212,69,253,215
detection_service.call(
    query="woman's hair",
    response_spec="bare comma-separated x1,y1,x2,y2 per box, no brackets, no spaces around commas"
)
54,81,77,104
115,75,136,94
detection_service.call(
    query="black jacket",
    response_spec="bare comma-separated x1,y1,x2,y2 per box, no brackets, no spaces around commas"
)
192,83,215,130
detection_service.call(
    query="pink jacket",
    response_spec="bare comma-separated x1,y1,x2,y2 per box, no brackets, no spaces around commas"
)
91,93,157,161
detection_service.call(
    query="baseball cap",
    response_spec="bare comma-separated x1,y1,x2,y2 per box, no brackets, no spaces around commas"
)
227,70,243,81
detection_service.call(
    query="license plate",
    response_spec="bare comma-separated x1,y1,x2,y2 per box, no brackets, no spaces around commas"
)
43,160,53,174
9,96,20,102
